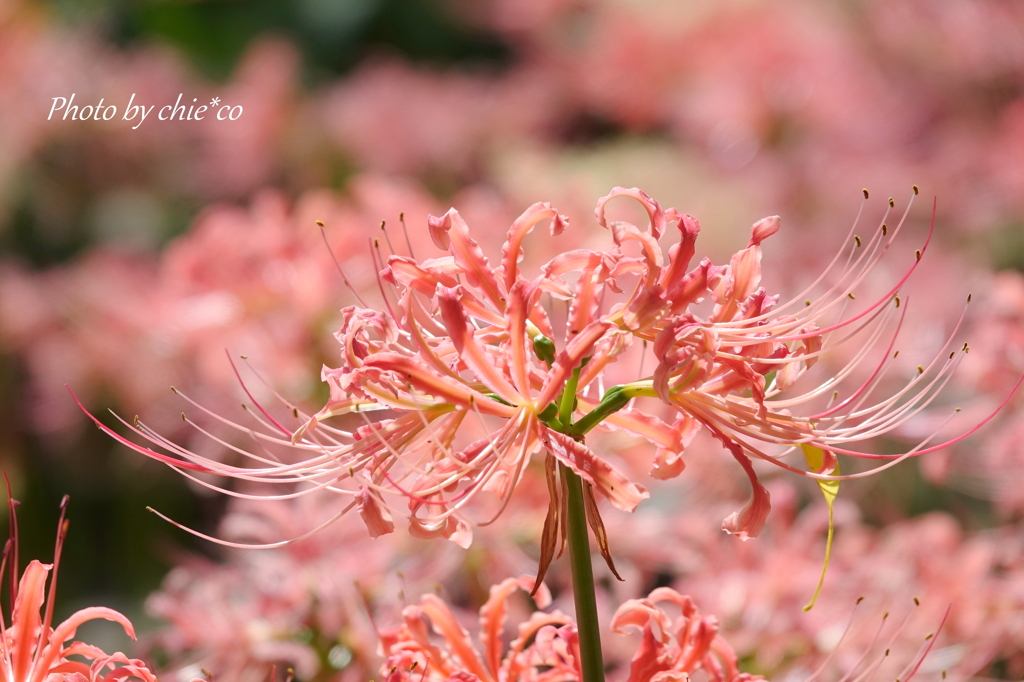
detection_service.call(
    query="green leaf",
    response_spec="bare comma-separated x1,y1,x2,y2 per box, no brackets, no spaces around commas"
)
801,443,839,612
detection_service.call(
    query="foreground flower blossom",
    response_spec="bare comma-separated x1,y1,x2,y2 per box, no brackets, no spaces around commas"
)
1,488,160,682
75,187,1017,568
378,577,947,682
378,576,759,682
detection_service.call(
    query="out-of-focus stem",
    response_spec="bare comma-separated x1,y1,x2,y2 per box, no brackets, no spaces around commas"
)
564,466,605,682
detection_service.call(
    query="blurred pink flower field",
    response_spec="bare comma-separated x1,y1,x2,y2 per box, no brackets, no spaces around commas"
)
2,0,1024,681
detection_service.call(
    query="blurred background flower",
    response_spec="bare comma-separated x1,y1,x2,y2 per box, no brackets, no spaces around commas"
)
2,0,1024,679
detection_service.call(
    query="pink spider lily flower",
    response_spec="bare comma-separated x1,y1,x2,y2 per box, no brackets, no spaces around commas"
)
377,577,948,682
74,187,1017,586
610,587,764,682
73,197,656,583
0,487,160,682
378,577,760,682
586,187,1021,544
379,578,950,682
378,576,579,682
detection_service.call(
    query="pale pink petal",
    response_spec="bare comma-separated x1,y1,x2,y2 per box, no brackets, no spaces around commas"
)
356,485,395,538
748,215,781,247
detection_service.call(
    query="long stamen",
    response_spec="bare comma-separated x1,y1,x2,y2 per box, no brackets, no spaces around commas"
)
318,220,370,308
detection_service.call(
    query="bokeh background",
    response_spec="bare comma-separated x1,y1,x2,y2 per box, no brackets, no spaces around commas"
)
2,0,1024,680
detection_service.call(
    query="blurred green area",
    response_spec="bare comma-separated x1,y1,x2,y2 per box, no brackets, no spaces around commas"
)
50,0,512,83
4,0,512,269
0,365,217,628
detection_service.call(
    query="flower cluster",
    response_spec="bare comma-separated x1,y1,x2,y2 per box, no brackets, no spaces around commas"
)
81,187,1006,585
379,576,759,682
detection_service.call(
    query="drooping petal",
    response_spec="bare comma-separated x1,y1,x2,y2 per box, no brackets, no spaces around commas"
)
715,436,771,541
541,428,648,512
408,513,473,549
356,485,395,538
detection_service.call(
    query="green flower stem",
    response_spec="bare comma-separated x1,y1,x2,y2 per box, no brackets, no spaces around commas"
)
545,363,646,682
572,382,655,436
563,466,605,682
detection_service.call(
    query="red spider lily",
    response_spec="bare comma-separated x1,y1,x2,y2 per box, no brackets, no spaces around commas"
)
0,484,160,682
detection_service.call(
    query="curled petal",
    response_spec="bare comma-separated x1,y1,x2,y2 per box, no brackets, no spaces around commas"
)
605,410,698,480
596,186,668,240
609,221,664,278
356,485,395,538
536,320,615,408
334,306,400,370
653,319,717,402
429,209,503,307
382,255,460,295
439,286,522,405
419,594,493,682
428,213,451,250
502,202,563,292
622,285,668,332
479,576,550,675
538,250,614,299
651,415,701,480
361,353,514,417
748,215,781,247
408,514,473,549
712,246,763,322
31,607,138,682
659,212,701,291
669,258,726,317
